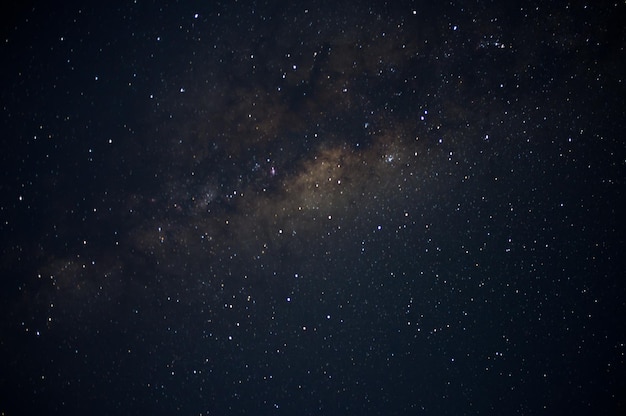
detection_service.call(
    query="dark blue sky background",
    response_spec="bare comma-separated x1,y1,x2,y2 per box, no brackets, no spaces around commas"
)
1,1,624,414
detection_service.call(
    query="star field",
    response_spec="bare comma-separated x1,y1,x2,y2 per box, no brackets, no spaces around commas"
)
1,1,624,414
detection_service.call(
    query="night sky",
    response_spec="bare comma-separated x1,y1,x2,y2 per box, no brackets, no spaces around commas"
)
1,1,625,415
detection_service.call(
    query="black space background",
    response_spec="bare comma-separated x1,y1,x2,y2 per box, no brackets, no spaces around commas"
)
1,1,625,415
